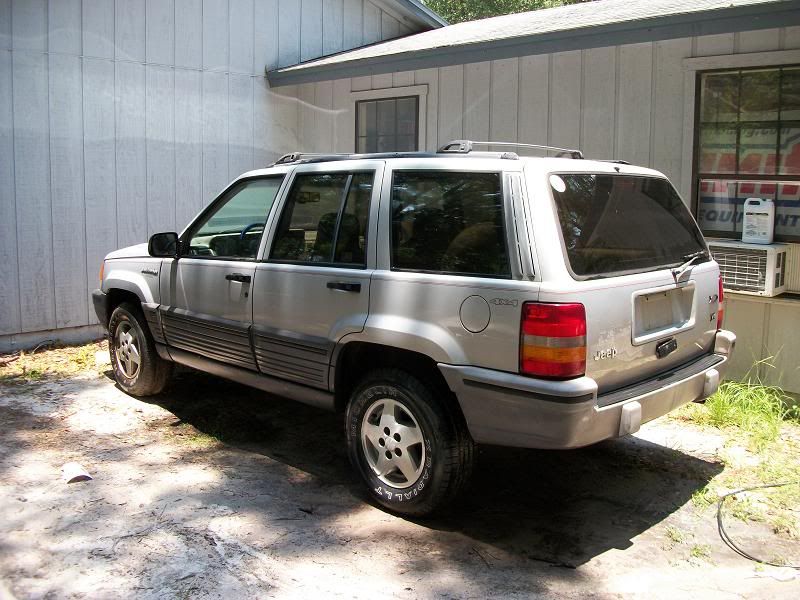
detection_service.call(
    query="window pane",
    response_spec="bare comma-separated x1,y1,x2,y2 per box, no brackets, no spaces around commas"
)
701,72,739,122
739,69,780,121
779,125,800,175
187,178,283,258
391,171,509,276
395,135,416,152
376,99,396,136
357,102,369,137
699,124,737,174
271,173,349,262
739,125,778,174
776,182,800,238
396,97,417,137
781,67,800,120
376,135,394,152
697,179,741,234
334,173,372,265
552,175,706,277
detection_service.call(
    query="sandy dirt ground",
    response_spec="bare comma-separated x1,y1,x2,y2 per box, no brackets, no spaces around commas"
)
0,350,798,599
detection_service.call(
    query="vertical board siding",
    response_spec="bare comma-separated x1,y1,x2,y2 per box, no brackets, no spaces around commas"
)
323,0,344,56
254,0,279,72
581,47,615,160
175,0,202,69
1,0,11,50
229,73,255,178
651,38,692,184
616,43,653,166
7,0,419,340
517,54,549,146
230,0,255,74
115,0,146,62
0,50,21,334
489,58,518,145
12,51,54,332
115,61,147,248
437,65,463,146
301,0,323,62
174,68,203,225
202,70,229,202
550,51,581,150
49,0,82,55
463,62,490,142
49,54,88,329
83,58,116,325
203,0,229,71
11,0,46,51
83,0,115,59
146,65,176,234
278,0,301,67
146,0,175,65
343,0,363,49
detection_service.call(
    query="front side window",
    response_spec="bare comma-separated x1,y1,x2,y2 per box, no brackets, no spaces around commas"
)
696,66,800,241
391,171,510,277
356,96,419,153
185,177,283,259
270,172,372,266
552,174,707,278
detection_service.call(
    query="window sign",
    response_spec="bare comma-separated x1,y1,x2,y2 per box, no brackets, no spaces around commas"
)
696,66,800,241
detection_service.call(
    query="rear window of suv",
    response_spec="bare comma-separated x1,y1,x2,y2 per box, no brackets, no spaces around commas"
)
391,171,510,277
550,174,707,278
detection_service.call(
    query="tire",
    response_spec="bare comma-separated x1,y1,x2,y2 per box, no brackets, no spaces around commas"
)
108,302,172,396
345,368,474,517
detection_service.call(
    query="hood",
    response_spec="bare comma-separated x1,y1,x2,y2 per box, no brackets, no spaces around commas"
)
106,243,149,260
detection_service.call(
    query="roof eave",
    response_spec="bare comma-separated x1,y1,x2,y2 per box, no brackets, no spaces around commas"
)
267,0,800,87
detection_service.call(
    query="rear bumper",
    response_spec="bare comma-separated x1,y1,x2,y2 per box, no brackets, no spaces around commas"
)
92,289,109,331
439,329,736,449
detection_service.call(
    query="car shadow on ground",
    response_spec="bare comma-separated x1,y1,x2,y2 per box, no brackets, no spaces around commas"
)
139,367,723,569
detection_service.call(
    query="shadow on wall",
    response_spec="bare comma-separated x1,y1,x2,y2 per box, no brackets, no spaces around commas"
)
142,367,722,569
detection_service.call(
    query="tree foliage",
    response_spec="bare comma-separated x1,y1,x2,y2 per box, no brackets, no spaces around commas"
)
424,0,591,24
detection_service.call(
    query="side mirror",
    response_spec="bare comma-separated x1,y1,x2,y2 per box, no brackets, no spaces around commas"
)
148,232,179,257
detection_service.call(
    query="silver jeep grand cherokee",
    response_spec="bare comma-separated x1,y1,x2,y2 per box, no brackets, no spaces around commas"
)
93,140,735,516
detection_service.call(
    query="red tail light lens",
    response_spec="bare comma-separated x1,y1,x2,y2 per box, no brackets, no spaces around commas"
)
717,275,724,330
520,302,586,378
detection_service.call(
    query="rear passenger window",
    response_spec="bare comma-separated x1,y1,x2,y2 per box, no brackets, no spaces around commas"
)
270,172,372,266
391,171,510,277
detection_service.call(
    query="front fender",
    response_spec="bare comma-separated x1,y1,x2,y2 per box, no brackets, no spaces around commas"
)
102,264,158,303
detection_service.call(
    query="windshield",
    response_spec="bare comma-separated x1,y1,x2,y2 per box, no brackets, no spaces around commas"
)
550,174,707,278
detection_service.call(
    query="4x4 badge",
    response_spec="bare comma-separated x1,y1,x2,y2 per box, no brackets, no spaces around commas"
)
490,298,518,306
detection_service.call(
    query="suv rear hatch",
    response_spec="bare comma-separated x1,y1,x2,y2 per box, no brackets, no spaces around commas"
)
536,170,720,394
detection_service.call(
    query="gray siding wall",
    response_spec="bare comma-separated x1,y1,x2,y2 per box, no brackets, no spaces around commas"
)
0,0,416,344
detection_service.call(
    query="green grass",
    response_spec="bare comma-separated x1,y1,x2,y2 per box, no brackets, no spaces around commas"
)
689,543,711,560
679,375,792,451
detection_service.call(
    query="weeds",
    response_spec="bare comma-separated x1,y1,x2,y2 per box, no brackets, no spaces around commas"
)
689,544,711,560
0,341,107,383
665,525,686,545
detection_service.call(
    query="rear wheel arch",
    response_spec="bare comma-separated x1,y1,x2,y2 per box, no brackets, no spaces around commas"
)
332,342,463,420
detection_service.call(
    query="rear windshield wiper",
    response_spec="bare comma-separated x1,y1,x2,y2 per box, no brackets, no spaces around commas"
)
671,250,708,282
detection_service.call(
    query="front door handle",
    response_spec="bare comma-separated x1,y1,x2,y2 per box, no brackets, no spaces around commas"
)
225,273,251,283
327,281,361,293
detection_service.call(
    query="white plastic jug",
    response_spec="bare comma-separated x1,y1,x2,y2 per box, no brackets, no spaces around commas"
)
741,198,775,244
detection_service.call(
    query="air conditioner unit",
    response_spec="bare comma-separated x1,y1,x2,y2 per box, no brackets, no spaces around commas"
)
707,239,789,297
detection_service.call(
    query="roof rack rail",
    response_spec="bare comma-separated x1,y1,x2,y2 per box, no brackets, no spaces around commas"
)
597,159,631,165
438,140,583,160
270,152,351,166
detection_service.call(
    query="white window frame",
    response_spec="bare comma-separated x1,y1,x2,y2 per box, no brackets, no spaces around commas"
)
349,85,428,153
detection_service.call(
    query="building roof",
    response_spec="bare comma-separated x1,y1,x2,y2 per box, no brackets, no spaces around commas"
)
268,0,800,86
384,0,448,29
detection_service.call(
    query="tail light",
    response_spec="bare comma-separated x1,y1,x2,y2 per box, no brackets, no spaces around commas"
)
717,275,724,330
520,302,586,378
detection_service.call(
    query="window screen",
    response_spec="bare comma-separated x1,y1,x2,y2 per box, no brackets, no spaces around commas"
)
552,174,707,277
696,66,800,241
270,172,372,266
391,171,510,277
356,96,419,153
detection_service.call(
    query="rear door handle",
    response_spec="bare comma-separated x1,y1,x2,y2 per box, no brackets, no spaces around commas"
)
225,273,251,283
327,281,361,293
